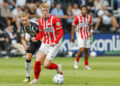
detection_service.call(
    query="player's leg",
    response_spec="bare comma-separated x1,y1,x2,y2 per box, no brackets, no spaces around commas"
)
24,53,32,82
74,48,84,69
30,43,48,84
110,16,119,30
43,58,58,70
44,42,63,74
43,57,62,74
24,42,39,82
84,48,91,70
74,34,85,69
30,50,46,84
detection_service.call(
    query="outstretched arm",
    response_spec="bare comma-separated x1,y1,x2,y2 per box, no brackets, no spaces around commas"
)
71,26,75,43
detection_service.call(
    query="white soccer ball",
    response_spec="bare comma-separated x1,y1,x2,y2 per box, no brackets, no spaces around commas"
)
53,74,64,84
90,51,97,57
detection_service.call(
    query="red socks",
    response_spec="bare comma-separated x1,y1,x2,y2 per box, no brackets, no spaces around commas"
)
76,57,89,66
46,63,58,70
34,61,58,79
75,56,79,62
34,61,41,79
85,60,88,66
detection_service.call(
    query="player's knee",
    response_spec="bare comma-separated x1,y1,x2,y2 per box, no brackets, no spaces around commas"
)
80,48,84,52
43,63,50,68
26,55,31,60
84,50,88,54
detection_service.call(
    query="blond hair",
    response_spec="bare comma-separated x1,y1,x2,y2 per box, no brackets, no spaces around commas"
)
40,2,49,9
20,13,28,18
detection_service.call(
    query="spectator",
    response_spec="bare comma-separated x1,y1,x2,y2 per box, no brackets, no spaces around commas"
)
42,0,54,8
94,0,104,11
4,0,15,10
12,6,23,30
12,5,23,17
51,3,66,19
26,0,40,4
0,36,9,57
28,4,39,21
115,0,120,9
26,0,40,9
4,26,26,56
85,0,95,13
23,7,29,14
1,2,12,18
15,0,26,8
65,4,74,31
50,2,54,12
78,0,87,8
72,3,81,16
0,0,4,8
36,2,42,17
0,2,12,28
94,4,119,32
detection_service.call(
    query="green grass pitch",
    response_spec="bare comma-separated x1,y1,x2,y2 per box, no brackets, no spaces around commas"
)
0,57,120,86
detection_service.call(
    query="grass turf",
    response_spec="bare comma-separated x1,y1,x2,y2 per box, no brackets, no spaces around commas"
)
0,56,120,86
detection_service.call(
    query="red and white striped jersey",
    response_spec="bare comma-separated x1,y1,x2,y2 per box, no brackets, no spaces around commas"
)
35,15,63,44
72,14,93,40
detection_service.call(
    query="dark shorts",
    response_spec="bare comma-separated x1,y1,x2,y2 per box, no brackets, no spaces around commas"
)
26,41,41,54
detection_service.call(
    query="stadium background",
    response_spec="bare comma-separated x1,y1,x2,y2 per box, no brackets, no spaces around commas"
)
0,0,120,86
0,0,120,57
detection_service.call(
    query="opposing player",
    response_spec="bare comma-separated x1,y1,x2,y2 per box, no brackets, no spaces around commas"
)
71,6,93,70
20,13,41,82
30,2,64,84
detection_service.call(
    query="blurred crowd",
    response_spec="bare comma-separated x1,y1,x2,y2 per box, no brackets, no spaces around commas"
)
0,0,120,57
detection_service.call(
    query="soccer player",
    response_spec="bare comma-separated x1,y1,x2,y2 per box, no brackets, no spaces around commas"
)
20,13,41,82
29,2,64,84
71,6,93,70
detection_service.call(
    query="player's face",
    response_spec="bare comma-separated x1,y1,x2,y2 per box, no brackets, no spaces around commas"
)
20,17,29,27
41,8,49,18
81,7,87,15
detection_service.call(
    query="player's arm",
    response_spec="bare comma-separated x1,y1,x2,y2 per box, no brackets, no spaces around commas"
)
89,16,93,37
71,16,78,43
54,18,64,44
50,17,64,47
71,26,76,43
20,26,28,50
32,20,43,42
21,36,28,50
34,30,43,40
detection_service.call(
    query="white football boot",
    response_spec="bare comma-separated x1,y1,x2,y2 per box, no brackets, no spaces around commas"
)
84,66,92,70
23,77,30,82
57,64,63,75
74,61,79,69
29,79,38,84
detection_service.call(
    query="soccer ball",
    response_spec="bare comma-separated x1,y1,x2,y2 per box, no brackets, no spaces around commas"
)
53,74,64,84
90,51,97,57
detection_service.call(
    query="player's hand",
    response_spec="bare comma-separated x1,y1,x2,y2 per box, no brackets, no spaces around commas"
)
50,43,56,47
71,37,75,43
25,46,28,50
31,37,38,42
89,32,93,37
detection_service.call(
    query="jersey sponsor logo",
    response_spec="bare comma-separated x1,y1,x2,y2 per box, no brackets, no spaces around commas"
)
56,22,60,26
44,28,53,32
78,22,88,27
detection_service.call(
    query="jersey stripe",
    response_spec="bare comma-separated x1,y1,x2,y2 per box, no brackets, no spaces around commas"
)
38,15,62,44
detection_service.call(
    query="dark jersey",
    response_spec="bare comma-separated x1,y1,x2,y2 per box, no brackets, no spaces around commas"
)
20,21,39,38
20,21,41,54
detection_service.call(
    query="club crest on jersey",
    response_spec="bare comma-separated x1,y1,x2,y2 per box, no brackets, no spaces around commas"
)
56,22,60,26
